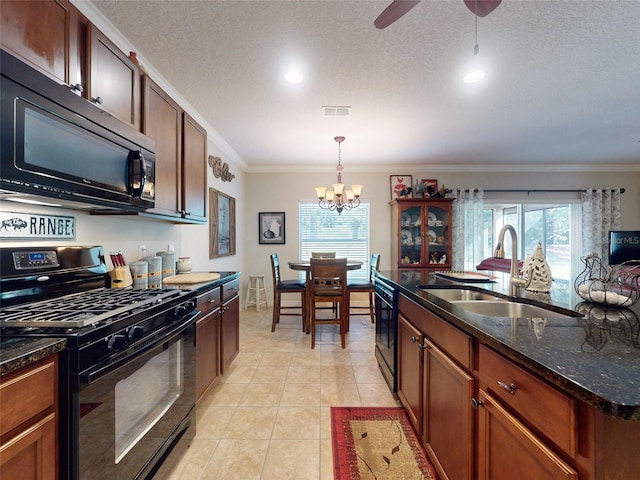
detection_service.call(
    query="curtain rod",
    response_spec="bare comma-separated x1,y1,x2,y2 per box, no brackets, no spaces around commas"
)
455,188,625,194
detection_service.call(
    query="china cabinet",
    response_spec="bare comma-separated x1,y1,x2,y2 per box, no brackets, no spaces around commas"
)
390,198,454,270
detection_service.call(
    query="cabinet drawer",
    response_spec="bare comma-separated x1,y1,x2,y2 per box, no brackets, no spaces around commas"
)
197,287,221,314
222,278,240,302
399,294,472,370
0,357,57,436
478,345,577,456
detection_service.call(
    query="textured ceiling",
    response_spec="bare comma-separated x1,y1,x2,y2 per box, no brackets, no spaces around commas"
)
84,0,640,172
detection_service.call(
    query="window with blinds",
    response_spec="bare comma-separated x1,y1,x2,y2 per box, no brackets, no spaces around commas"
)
299,202,370,280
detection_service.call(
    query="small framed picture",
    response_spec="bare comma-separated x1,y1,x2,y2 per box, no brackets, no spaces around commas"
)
422,179,438,197
390,175,413,200
259,212,285,244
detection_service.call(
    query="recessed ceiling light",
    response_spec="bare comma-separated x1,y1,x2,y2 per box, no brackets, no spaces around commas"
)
285,71,303,84
463,69,486,84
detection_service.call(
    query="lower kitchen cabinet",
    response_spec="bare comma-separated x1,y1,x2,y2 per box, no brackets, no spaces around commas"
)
477,389,577,480
220,294,240,374
397,314,424,435
397,294,474,480
423,339,474,480
196,287,221,405
0,355,58,480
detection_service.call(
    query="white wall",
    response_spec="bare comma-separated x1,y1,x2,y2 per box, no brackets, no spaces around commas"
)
242,168,640,294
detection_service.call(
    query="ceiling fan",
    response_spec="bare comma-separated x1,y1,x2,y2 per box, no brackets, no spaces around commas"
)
374,0,502,29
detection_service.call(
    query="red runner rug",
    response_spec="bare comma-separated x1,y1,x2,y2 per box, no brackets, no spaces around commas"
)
331,406,439,479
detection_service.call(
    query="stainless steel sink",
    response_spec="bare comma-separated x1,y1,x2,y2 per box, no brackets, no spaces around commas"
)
424,288,503,302
451,301,580,319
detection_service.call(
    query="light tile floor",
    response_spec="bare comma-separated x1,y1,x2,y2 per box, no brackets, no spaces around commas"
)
163,306,400,480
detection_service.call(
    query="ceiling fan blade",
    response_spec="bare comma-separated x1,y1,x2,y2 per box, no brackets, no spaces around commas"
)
374,0,421,29
464,0,502,17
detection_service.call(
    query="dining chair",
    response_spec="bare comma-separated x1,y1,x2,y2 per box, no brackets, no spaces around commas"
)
311,252,336,258
347,253,380,323
309,257,348,349
270,253,307,332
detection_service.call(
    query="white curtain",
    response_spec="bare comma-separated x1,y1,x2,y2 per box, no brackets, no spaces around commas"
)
451,188,484,271
581,189,622,265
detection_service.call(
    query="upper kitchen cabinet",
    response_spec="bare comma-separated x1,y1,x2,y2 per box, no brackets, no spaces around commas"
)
1,0,82,89
87,24,140,130
181,112,207,223
142,76,182,219
391,198,454,270
142,77,207,223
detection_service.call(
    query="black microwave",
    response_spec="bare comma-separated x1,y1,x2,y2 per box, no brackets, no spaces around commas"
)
1,50,155,213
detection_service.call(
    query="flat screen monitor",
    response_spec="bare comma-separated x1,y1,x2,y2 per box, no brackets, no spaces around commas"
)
609,231,640,265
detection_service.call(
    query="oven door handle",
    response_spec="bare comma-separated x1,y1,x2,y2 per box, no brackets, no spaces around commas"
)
80,310,199,385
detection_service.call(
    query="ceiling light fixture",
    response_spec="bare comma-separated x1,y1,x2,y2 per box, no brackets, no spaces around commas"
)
464,0,486,83
284,71,303,84
315,136,362,215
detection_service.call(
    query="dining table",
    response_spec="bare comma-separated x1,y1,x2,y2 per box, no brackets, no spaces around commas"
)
288,260,363,334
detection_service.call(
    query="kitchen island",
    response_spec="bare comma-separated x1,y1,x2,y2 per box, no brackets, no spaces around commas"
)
375,269,640,480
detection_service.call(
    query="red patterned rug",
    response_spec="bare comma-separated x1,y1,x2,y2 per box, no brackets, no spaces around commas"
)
331,406,438,479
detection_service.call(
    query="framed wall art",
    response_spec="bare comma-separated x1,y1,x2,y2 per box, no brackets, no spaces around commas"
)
422,179,438,197
259,212,285,244
390,175,413,200
209,188,236,258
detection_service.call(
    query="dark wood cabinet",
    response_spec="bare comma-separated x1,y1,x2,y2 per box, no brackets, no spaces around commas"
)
477,389,577,480
141,78,207,224
142,76,183,219
397,293,474,480
181,112,208,223
423,340,474,480
390,198,454,270
0,355,58,480
220,295,239,374
1,0,81,88
397,314,424,435
87,24,140,130
196,287,221,405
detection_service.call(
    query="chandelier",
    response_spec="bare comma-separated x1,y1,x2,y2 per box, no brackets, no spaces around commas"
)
314,136,362,215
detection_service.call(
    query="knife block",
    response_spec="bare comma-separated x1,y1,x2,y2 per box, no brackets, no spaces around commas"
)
109,267,133,288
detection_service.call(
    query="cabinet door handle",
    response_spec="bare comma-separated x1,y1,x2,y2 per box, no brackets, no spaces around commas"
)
497,380,518,395
418,343,428,351
411,336,419,343
93,96,103,105
471,398,485,409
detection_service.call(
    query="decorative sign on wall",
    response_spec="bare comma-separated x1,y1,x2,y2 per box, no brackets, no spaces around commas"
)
208,155,235,182
0,211,76,240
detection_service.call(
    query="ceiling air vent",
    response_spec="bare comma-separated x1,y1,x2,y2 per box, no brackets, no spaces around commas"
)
322,106,351,117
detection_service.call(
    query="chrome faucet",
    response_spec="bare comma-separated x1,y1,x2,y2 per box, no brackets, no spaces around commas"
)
494,224,531,296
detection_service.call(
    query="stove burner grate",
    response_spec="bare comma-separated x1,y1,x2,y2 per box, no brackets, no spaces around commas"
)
0,288,183,328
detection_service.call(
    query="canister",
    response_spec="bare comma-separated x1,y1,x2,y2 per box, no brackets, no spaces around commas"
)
157,250,176,279
129,261,148,288
144,255,163,288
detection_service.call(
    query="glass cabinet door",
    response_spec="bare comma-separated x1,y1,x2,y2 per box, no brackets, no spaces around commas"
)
399,205,423,266
426,205,450,267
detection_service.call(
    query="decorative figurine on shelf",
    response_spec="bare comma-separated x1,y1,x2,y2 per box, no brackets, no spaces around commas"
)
438,254,447,264
522,243,553,293
399,186,413,198
414,179,424,198
425,183,447,198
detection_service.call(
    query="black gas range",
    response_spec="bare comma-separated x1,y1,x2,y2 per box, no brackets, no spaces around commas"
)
0,246,199,479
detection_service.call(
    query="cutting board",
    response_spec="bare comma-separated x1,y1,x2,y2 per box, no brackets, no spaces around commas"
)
162,272,221,284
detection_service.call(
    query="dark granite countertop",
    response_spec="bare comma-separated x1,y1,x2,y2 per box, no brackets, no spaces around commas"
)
376,269,640,420
0,337,67,376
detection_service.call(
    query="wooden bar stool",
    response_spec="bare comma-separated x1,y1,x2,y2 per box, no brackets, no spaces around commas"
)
245,274,268,311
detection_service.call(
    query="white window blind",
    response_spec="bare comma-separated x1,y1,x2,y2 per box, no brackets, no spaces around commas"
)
299,202,370,280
